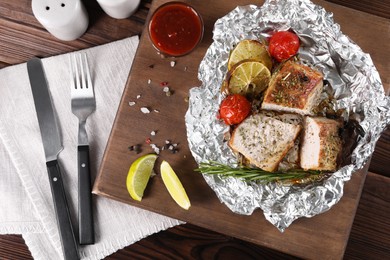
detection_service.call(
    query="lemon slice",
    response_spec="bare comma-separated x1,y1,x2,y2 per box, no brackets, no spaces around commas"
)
160,160,191,210
228,39,272,71
226,60,271,97
126,154,158,201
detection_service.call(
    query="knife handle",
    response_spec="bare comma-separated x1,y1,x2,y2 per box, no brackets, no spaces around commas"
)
46,160,79,260
78,145,95,245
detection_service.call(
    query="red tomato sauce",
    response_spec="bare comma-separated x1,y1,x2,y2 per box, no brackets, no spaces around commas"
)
149,2,203,56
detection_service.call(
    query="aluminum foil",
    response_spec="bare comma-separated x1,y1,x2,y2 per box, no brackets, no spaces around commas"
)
185,0,390,231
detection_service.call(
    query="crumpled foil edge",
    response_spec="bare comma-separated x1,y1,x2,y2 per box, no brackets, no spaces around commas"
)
185,0,390,231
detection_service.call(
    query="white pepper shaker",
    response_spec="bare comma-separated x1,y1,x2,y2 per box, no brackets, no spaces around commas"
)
32,0,89,41
96,0,141,19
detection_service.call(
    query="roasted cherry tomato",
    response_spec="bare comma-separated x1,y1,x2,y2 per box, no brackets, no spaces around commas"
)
269,31,300,62
219,94,251,125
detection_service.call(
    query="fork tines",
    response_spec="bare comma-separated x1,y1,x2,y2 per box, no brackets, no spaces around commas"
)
70,53,94,98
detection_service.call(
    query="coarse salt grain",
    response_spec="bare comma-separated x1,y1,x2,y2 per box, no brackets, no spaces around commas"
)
136,95,141,99
140,107,150,113
150,144,160,154
163,86,170,93
151,130,156,136
147,79,152,85
153,109,160,113
170,61,176,67
129,101,136,106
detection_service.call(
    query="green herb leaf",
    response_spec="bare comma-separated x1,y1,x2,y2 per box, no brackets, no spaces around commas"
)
195,161,327,184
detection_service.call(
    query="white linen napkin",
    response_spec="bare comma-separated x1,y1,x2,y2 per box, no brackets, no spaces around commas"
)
0,36,183,260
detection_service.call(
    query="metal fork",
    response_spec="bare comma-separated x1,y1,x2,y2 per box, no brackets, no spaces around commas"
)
70,53,95,245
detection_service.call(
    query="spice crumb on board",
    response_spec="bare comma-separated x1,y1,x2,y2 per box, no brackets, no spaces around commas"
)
128,139,179,155
165,140,179,153
140,107,151,114
162,86,173,96
150,143,160,154
128,144,142,154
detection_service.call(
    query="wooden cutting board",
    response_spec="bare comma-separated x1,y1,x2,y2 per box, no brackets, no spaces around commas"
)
93,0,389,258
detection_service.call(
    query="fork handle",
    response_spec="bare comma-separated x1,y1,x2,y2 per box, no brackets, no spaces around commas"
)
78,145,95,245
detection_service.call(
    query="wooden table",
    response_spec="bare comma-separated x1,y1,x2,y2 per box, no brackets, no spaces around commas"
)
1,0,389,259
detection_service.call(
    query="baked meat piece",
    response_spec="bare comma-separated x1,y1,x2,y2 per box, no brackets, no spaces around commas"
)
300,117,342,171
261,61,323,115
229,113,301,172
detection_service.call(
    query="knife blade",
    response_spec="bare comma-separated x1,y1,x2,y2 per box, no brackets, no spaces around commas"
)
27,57,79,260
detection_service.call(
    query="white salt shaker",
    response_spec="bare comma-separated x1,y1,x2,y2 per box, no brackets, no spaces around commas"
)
96,0,141,19
32,0,89,41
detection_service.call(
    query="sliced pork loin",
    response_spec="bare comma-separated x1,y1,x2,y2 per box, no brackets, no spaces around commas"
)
300,117,342,171
260,112,303,171
229,113,301,172
261,61,323,115
274,114,303,171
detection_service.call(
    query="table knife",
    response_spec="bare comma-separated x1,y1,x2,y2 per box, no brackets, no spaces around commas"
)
27,57,79,260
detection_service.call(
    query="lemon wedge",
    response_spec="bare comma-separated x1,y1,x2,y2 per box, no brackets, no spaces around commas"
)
227,39,272,71
126,154,158,201
227,60,271,97
160,160,191,210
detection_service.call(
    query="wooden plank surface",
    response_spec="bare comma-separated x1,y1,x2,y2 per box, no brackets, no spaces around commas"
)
0,0,389,259
2,171,389,259
0,0,150,65
327,0,390,18
92,0,388,258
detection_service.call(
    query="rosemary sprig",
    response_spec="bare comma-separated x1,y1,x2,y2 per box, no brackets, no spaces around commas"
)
195,161,326,183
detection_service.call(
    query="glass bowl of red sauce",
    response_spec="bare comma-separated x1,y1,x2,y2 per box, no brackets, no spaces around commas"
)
148,1,204,57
